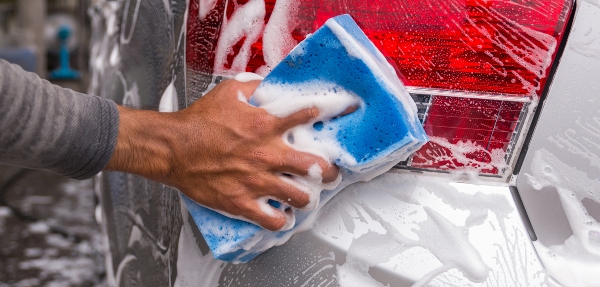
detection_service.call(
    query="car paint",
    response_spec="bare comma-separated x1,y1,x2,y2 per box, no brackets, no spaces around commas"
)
514,1,600,283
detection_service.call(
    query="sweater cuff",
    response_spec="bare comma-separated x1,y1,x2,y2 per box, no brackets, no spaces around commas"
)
66,98,119,180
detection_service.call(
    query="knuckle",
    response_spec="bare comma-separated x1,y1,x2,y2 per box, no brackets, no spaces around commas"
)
268,153,286,168
233,198,258,216
223,197,244,215
317,157,329,170
295,190,310,207
242,174,263,189
295,109,312,123
248,148,272,166
305,107,319,120
323,164,340,182
252,113,276,133
305,108,316,119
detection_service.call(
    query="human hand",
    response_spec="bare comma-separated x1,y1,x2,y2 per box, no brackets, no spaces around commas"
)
106,79,340,231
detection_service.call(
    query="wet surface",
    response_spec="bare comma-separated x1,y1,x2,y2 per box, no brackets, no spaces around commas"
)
0,165,106,287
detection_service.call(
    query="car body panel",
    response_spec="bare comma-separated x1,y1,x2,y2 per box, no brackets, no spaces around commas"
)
514,0,600,284
516,0,600,246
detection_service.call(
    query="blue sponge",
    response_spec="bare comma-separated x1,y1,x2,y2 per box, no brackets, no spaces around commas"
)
182,14,428,262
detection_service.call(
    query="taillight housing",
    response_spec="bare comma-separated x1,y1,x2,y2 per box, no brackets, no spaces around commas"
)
186,0,574,178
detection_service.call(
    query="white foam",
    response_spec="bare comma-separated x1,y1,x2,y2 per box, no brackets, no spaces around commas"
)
109,45,120,67
413,136,509,181
88,1,121,95
252,79,362,168
254,196,295,231
549,117,600,172
524,149,600,287
462,5,557,97
236,91,248,103
192,75,360,232
312,173,551,286
198,0,219,20
253,80,361,119
119,0,141,45
279,164,342,212
121,76,141,108
158,79,179,112
256,0,300,75
213,0,266,74
206,6,429,259
234,72,264,82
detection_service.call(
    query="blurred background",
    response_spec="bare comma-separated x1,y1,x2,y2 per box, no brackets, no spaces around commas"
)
0,0,107,286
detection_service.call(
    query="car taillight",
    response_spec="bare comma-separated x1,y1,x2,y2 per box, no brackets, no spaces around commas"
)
186,0,574,177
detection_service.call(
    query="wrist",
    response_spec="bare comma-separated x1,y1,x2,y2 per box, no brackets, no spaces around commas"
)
105,106,179,181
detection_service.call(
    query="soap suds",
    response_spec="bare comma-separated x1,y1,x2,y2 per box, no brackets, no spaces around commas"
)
253,80,362,120
252,79,362,168
255,0,300,75
413,136,509,180
237,90,249,103
569,4,600,60
89,1,121,96
213,0,266,74
525,149,600,287
158,79,179,112
211,0,300,77
279,164,342,212
313,173,552,286
120,0,141,44
234,72,264,82
197,0,218,21
173,200,227,287
109,45,120,67
256,196,296,231
548,117,600,172
232,72,263,103
461,4,557,97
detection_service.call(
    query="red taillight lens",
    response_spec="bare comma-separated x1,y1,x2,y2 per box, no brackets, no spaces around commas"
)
410,96,525,174
186,0,574,176
309,0,571,97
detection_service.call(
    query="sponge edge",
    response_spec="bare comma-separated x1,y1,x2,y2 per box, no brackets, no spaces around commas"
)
183,14,428,263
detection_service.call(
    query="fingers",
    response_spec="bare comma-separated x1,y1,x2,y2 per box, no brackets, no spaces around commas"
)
278,107,320,132
270,146,340,183
277,103,359,132
259,175,311,209
239,200,293,231
337,104,359,117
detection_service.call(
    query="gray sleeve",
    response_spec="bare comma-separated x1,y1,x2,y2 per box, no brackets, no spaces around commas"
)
0,59,119,179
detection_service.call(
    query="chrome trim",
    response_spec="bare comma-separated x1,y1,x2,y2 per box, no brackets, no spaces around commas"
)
405,86,533,103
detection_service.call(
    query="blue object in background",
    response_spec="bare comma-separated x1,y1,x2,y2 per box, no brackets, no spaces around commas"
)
50,26,80,80
183,14,428,263
0,48,37,73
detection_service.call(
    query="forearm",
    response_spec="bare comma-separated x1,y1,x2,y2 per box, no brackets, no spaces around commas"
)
0,59,119,179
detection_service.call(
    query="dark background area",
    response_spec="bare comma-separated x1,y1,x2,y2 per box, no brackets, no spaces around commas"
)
0,166,106,287
0,1,106,286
